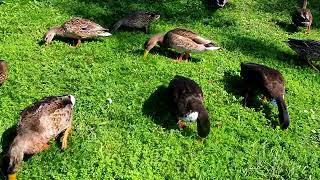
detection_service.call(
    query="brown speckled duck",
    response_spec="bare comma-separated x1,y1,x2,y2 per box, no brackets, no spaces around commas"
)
292,0,313,33
112,11,160,33
286,38,320,71
168,75,210,138
44,17,111,47
144,28,220,61
6,95,75,180
0,60,8,86
241,63,289,129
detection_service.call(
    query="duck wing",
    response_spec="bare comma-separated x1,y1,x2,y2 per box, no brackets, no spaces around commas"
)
18,96,73,137
63,17,108,38
168,28,212,45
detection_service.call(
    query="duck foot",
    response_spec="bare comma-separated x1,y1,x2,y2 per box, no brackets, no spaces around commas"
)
177,119,186,129
75,39,81,48
61,126,72,150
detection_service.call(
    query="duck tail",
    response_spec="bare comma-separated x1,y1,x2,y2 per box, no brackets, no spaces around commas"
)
276,96,290,129
97,32,112,37
204,43,220,50
111,19,123,32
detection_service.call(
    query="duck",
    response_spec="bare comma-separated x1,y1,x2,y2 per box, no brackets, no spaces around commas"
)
112,11,160,34
292,0,313,33
0,60,7,86
285,38,320,71
213,0,228,8
240,63,289,129
168,75,210,138
144,28,220,61
6,95,75,180
44,17,111,47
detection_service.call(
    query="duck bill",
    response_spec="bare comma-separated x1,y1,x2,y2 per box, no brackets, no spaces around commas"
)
8,173,16,180
143,50,149,58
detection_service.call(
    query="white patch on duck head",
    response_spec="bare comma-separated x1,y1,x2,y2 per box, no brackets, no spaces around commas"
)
181,112,199,122
69,95,76,105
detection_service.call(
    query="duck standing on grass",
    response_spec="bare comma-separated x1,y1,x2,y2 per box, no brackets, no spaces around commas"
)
144,28,220,61
5,95,75,180
44,17,111,47
292,0,313,34
168,75,210,138
285,38,320,71
240,63,289,129
112,11,160,34
0,60,7,86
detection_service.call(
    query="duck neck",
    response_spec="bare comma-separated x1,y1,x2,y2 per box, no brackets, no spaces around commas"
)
51,26,65,36
303,0,307,9
146,33,164,51
7,135,25,175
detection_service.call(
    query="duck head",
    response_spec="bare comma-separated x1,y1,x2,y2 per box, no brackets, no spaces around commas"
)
143,33,164,58
183,97,210,138
7,136,25,180
44,27,64,45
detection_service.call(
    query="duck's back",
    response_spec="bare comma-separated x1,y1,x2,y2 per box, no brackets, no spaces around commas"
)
123,11,159,28
241,63,284,98
168,75,203,103
17,96,73,139
287,38,320,55
63,17,106,38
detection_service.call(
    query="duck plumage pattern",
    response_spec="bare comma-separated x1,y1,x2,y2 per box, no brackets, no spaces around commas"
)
112,11,160,33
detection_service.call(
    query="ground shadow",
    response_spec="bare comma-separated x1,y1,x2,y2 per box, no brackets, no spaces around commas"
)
273,20,298,34
135,48,202,63
223,35,297,65
38,36,105,47
142,85,177,130
0,125,16,179
222,70,281,128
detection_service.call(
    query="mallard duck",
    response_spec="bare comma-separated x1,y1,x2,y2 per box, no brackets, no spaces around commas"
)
44,17,111,47
213,0,228,8
0,60,7,86
112,11,160,33
241,63,289,129
144,28,220,61
168,75,210,138
292,0,313,33
6,95,75,180
285,38,320,71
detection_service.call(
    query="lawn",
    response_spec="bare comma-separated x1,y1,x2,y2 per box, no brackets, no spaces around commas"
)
0,0,320,179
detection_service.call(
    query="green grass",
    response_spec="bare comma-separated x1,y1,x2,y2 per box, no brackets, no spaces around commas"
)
0,0,320,179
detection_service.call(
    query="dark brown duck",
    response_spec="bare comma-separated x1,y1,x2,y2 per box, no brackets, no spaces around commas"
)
292,0,313,33
168,75,210,138
241,63,289,129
